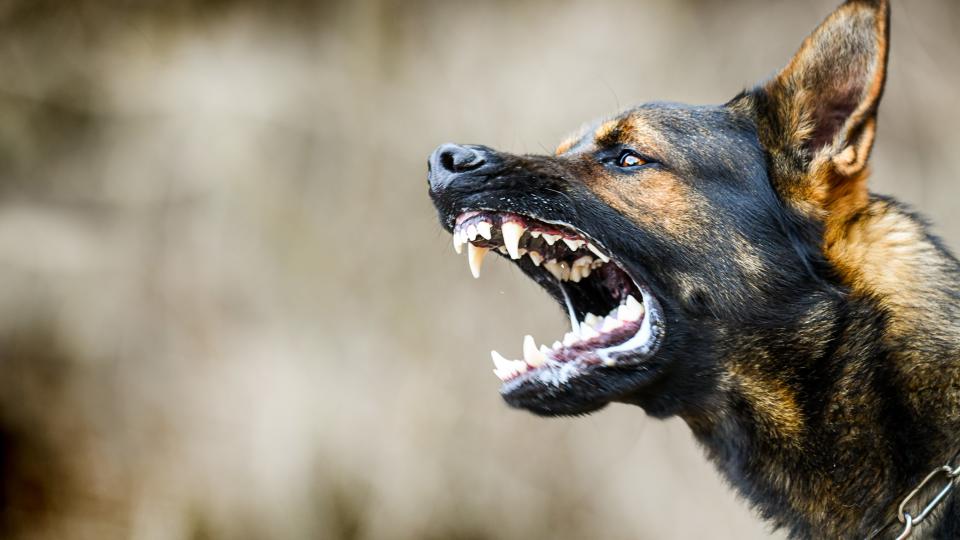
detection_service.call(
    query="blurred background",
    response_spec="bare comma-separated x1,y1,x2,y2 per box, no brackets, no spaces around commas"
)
0,0,957,538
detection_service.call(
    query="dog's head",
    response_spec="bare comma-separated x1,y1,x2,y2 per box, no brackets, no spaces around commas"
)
427,0,889,417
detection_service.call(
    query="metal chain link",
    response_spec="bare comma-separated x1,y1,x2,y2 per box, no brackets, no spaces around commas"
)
867,450,960,539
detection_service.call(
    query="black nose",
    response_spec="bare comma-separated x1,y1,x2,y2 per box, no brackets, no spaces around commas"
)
433,143,484,173
428,143,487,190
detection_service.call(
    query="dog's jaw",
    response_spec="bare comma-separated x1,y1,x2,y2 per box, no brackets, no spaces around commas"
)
447,209,667,413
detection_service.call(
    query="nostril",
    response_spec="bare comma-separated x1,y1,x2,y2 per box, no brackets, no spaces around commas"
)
435,143,485,173
428,143,488,189
440,150,456,172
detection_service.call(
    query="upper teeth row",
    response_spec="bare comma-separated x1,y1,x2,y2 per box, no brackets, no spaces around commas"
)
453,217,610,279
491,294,644,381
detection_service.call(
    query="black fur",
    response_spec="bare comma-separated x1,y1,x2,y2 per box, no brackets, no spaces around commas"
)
427,1,960,537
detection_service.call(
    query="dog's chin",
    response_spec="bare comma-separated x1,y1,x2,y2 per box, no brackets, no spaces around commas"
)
447,209,667,415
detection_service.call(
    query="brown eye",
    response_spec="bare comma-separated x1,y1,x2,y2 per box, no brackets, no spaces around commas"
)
617,150,646,168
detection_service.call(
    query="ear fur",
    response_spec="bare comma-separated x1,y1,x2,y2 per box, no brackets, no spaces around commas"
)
747,0,890,216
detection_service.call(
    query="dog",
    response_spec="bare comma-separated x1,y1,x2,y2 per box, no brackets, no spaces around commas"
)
426,0,960,537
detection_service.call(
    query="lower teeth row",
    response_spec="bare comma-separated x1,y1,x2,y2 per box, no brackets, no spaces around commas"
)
491,294,645,381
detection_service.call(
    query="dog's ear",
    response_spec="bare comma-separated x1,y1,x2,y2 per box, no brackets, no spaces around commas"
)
746,0,889,212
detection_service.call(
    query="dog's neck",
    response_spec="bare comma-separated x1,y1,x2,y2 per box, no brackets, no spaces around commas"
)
682,198,960,538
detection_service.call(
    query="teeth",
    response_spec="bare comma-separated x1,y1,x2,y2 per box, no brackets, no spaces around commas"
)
617,295,644,321
466,224,479,241
584,313,601,327
580,323,599,340
476,221,493,240
523,335,547,367
552,340,562,349
468,243,489,278
544,260,563,281
491,350,513,371
501,221,525,259
571,256,594,281
530,231,541,239
573,255,593,268
601,316,622,332
498,246,509,254
453,230,466,254
528,251,544,266
562,238,584,251
491,350,528,381
542,233,560,246
563,332,577,346
587,243,610,263
559,262,571,281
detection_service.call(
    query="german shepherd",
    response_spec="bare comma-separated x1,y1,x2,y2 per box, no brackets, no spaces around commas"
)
426,0,960,537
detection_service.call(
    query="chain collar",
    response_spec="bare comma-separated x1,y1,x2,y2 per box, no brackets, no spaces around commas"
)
866,447,960,539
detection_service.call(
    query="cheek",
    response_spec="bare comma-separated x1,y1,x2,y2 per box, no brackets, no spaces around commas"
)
585,170,703,240
583,170,773,310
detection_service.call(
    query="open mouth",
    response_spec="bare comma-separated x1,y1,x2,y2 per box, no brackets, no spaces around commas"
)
451,210,665,390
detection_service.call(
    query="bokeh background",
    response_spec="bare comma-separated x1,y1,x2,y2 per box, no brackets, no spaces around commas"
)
1,0,958,538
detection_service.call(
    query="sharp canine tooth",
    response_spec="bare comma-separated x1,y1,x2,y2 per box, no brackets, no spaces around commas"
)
627,295,642,312
492,349,525,381
476,221,492,240
523,335,546,367
587,243,610,262
542,233,560,245
468,243,489,278
453,231,465,254
523,334,537,358
528,251,544,266
501,221,525,259
563,238,584,251
491,350,513,371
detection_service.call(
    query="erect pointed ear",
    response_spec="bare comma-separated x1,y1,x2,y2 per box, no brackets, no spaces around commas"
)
747,0,889,211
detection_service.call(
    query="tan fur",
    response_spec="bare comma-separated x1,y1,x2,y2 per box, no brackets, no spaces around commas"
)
729,361,804,444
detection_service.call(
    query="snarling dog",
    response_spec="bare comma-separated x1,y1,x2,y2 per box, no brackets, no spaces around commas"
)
426,0,960,537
